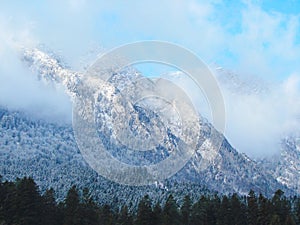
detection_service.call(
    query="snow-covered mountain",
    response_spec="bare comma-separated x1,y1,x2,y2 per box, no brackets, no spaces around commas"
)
0,47,296,202
0,103,291,198
275,137,300,192
258,136,300,193
0,106,211,207
214,65,300,193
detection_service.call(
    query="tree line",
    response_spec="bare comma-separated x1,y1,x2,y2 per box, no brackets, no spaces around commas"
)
0,176,300,225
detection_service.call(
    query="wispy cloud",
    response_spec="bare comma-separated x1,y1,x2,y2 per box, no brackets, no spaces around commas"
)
1,0,299,78
218,70,300,157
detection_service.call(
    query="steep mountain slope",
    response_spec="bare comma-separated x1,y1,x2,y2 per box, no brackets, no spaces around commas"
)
276,137,300,192
0,107,210,207
259,136,300,193
0,106,291,199
215,66,300,194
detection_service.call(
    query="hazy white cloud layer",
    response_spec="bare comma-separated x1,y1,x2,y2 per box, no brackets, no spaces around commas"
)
0,0,300,157
166,69,300,158
218,71,300,157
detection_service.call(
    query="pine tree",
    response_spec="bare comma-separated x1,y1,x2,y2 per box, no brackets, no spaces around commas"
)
216,195,231,225
257,193,271,225
63,185,81,225
163,194,180,225
247,190,258,225
190,199,200,225
118,205,133,225
269,214,281,225
41,188,60,225
230,193,246,225
272,189,290,224
181,195,192,225
152,202,162,225
295,197,300,225
1,181,17,225
207,194,221,225
284,214,296,225
135,195,153,225
0,176,4,224
100,204,114,225
15,177,42,225
1,176,300,225
81,187,98,225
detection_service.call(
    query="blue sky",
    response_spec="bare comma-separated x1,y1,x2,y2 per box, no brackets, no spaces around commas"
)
1,0,300,80
1,0,300,157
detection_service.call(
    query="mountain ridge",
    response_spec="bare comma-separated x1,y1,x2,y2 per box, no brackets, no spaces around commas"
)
0,47,297,204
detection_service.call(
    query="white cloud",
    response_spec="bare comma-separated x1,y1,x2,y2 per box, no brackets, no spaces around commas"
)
0,15,72,122
166,68,300,157
217,71,300,157
227,2,300,79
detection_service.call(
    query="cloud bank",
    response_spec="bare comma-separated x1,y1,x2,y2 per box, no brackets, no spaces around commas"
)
217,70,300,157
